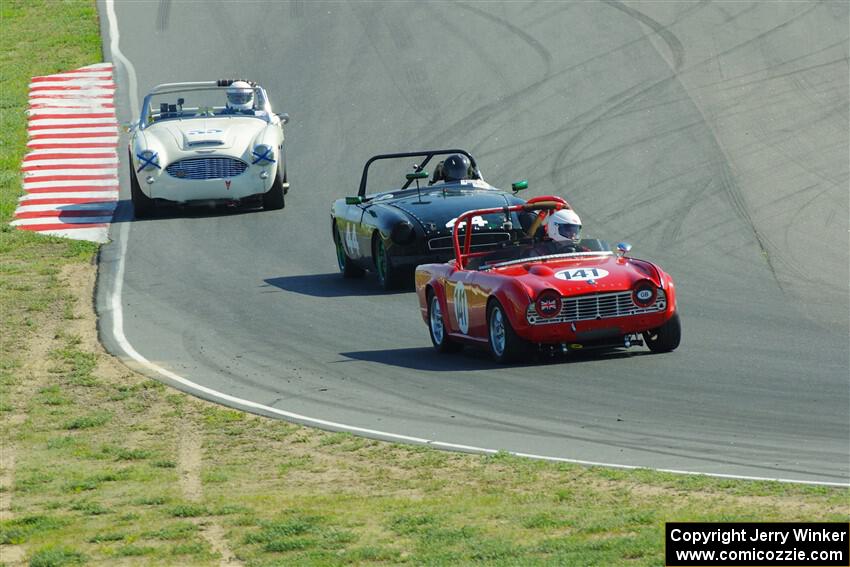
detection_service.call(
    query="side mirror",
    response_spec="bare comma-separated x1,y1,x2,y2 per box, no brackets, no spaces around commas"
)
406,170,429,181
345,196,364,205
616,242,632,257
276,112,290,125
511,180,528,192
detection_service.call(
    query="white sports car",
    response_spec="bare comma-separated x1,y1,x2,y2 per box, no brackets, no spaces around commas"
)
128,80,289,217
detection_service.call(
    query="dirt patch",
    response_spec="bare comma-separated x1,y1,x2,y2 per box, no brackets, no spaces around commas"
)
0,409,27,565
0,265,89,566
178,410,204,502
178,400,243,565
201,522,242,566
2,262,245,566
0,414,26,523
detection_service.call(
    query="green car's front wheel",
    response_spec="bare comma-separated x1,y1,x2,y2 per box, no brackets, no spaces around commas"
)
373,233,402,291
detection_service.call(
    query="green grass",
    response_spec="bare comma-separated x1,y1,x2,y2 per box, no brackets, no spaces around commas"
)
0,1,847,566
28,546,86,567
0,515,69,545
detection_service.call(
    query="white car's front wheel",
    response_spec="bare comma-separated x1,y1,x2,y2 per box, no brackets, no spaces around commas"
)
129,150,154,219
262,168,285,210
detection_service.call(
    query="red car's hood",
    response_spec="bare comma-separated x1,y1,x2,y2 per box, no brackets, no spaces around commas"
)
493,253,662,296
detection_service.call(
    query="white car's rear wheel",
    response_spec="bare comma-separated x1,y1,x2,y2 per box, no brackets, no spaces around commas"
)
428,290,461,353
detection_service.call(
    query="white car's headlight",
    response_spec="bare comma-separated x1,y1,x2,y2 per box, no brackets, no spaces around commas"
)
136,149,160,172
251,144,275,166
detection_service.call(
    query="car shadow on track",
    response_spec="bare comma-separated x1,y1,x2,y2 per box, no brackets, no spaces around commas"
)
264,273,411,297
111,199,277,223
340,346,652,371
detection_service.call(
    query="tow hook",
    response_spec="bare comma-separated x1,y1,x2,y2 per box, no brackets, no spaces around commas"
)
624,334,643,348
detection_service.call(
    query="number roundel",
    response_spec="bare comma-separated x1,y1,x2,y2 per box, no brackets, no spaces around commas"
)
453,282,469,334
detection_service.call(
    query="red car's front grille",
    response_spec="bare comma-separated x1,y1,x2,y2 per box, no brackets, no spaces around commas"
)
526,290,667,325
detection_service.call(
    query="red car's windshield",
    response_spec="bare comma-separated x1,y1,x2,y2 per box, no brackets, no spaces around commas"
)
469,238,612,270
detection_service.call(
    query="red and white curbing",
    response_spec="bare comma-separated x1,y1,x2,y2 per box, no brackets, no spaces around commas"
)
12,63,119,243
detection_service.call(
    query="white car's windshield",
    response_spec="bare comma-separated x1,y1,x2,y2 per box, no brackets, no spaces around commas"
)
140,86,270,128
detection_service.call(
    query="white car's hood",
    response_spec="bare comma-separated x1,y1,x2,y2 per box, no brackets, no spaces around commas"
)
147,117,267,152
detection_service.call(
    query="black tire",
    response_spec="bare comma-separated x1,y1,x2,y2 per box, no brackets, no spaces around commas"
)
262,168,285,210
372,233,402,291
644,312,681,353
427,289,462,353
129,152,155,219
487,299,529,363
334,223,365,278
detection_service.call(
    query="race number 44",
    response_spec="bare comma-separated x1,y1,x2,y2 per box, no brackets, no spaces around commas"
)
446,216,488,229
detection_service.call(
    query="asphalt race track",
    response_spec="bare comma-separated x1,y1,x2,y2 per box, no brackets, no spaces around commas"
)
96,1,849,484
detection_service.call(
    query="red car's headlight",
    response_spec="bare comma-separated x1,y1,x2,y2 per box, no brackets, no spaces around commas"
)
632,280,657,307
535,289,562,318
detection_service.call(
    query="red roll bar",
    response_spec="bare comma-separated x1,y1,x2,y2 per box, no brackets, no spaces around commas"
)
452,195,571,269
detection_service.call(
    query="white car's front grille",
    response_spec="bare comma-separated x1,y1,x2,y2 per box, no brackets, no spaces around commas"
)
165,157,248,180
526,289,667,325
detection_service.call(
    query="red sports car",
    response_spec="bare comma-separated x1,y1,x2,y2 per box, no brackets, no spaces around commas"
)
414,196,681,362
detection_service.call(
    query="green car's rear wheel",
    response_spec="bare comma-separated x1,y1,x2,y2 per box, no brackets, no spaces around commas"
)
334,223,364,278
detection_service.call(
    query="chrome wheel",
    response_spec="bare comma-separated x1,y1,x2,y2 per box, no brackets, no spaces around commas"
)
489,306,506,357
430,295,444,345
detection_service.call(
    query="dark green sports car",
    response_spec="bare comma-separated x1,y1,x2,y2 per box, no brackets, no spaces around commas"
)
330,149,530,290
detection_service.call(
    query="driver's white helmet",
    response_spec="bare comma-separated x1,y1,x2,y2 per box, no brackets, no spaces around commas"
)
546,209,582,243
226,81,254,111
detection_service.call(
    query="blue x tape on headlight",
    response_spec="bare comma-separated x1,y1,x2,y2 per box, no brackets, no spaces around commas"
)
136,150,160,172
251,144,275,165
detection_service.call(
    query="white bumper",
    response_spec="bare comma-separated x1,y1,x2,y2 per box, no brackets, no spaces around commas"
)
136,165,275,203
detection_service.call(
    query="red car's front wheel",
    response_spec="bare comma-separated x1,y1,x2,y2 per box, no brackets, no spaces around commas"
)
644,312,681,353
487,300,529,363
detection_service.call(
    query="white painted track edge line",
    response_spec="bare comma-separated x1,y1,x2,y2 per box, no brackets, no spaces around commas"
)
101,1,848,489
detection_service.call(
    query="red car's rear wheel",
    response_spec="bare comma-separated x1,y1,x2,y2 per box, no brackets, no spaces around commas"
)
428,290,461,353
